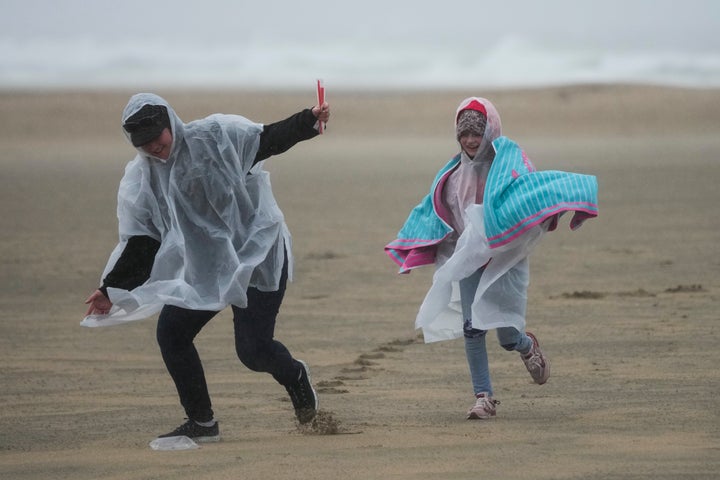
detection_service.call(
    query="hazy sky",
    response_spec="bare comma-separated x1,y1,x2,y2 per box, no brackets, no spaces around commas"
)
3,0,719,52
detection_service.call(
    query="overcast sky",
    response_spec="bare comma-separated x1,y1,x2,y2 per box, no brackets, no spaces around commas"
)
3,0,719,52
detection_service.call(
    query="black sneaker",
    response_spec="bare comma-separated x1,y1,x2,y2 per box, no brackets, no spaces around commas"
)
157,419,220,443
285,360,318,424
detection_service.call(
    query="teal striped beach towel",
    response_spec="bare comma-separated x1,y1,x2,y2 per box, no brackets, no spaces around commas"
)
483,137,598,248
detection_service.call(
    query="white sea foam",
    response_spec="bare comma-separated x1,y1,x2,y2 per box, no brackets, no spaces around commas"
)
1,34,719,90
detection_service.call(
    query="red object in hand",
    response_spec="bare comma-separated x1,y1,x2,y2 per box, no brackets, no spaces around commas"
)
317,79,325,134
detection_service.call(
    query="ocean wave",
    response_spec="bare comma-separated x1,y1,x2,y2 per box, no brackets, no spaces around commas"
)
1,35,719,90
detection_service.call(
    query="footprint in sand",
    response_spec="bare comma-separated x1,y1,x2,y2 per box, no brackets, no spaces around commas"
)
316,380,349,394
315,337,418,397
298,337,420,436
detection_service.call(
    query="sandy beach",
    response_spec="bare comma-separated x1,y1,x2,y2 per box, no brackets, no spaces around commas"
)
0,85,718,479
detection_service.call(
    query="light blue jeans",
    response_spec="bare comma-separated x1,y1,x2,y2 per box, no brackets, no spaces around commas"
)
460,267,532,396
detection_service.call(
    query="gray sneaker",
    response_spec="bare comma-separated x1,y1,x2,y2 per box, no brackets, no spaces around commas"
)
522,332,550,385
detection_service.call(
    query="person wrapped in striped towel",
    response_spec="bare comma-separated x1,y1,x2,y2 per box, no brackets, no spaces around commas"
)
385,97,598,419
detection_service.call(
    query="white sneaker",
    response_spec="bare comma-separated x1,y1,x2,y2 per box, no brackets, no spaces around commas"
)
466,393,499,420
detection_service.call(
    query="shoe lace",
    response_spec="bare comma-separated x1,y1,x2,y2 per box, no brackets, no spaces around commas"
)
286,379,313,409
524,349,545,371
287,384,303,404
476,396,500,410
168,419,195,436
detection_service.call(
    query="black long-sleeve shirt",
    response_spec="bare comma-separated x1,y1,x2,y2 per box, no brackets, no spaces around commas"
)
99,108,318,296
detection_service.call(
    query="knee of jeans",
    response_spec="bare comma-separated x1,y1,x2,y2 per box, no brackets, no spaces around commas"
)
235,340,257,368
235,339,271,372
463,320,488,339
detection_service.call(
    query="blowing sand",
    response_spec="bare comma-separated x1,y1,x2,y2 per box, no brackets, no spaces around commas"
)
0,85,718,479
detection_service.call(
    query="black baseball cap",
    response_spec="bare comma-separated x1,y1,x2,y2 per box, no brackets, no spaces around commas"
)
123,104,171,147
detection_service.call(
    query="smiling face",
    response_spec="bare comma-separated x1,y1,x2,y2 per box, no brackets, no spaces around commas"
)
458,132,483,159
139,128,173,160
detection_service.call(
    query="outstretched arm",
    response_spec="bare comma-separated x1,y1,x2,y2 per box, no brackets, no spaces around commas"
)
254,102,330,163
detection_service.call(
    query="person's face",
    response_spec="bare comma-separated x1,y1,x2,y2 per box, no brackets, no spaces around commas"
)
459,132,483,158
140,128,173,160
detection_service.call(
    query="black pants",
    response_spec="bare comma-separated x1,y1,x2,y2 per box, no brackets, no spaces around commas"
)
156,257,300,423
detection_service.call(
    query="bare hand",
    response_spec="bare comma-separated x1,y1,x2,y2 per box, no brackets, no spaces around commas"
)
84,289,113,316
312,102,330,123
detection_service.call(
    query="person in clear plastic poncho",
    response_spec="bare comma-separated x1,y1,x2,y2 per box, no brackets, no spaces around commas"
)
84,93,330,442
385,97,598,420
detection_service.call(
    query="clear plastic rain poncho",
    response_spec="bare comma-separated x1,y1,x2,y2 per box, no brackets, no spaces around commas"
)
82,93,291,327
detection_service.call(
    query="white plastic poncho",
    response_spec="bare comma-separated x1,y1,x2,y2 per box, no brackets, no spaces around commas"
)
416,205,544,342
82,93,292,327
